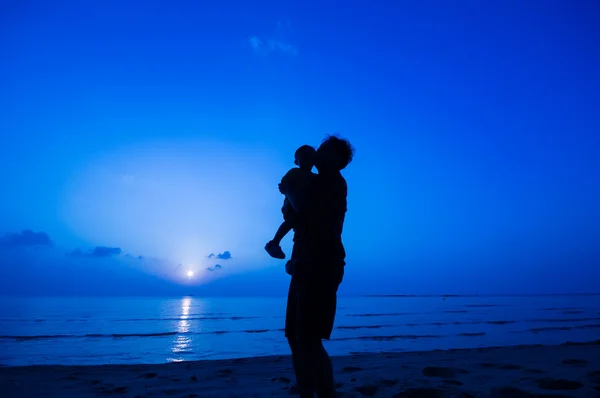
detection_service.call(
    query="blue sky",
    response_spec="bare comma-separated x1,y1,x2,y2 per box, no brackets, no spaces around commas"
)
1,0,599,296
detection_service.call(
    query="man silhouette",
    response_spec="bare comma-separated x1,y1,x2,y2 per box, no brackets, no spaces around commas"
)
279,135,355,398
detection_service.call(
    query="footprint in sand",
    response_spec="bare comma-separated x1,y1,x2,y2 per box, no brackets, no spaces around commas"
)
343,366,363,373
380,379,399,387
392,387,445,398
139,372,158,378
422,366,468,378
355,384,379,397
111,386,129,395
524,369,546,374
498,364,523,370
561,358,590,366
272,376,291,384
491,386,571,398
216,368,234,378
536,378,584,391
587,370,600,384
442,379,463,386
587,370,600,392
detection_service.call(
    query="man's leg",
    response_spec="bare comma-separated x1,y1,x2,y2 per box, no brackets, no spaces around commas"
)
285,274,312,396
294,267,342,398
295,336,335,398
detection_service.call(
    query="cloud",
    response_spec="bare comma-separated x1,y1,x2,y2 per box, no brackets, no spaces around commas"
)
217,251,232,260
0,230,53,248
267,39,298,55
69,246,122,258
207,251,232,260
206,264,223,272
125,254,144,260
249,36,264,52
249,36,298,56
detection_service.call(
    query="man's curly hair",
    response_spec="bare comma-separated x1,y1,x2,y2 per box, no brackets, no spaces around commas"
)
321,134,355,170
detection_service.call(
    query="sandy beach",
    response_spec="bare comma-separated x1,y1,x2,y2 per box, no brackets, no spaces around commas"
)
2,341,599,398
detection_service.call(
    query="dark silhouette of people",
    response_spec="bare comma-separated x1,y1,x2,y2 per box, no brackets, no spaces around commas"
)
265,145,317,260
272,135,355,398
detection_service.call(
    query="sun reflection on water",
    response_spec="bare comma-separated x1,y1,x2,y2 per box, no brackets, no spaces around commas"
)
169,297,196,361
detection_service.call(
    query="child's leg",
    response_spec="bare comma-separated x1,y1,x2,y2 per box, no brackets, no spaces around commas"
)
265,199,294,260
272,220,293,245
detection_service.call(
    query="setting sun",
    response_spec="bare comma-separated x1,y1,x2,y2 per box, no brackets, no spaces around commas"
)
187,270,194,278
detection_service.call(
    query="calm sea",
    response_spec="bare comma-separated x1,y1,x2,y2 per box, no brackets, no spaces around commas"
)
1,295,599,366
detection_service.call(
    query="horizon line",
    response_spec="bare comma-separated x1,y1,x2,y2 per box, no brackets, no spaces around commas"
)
1,292,600,299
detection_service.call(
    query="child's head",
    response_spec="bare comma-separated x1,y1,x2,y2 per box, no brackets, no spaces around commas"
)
294,145,316,170
316,134,355,172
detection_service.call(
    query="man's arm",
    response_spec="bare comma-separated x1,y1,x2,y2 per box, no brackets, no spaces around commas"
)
285,188,310,214
281,176,315,214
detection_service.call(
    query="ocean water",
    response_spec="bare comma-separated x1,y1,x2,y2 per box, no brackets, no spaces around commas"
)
1,295,599,366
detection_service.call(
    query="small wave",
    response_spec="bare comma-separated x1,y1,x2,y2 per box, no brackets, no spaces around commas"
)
409,320,515,327
465,304,504,308
0,328,288,342
333,334,444,341
526,317,600,323
529,326,572,333
171,350,195,355
105,332,178,338
0,331,178,341
458,332,486,337
117,316,257,322
0,334,76,341
575,324,600,330
346,312,409,317
337,325,387,330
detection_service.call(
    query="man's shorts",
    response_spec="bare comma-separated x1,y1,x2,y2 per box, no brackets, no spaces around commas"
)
285,264,344,341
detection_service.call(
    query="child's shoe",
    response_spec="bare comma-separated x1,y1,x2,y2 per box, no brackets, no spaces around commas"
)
265,240,285,259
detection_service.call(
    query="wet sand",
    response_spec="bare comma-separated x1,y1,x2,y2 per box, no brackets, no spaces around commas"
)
1,341,599,397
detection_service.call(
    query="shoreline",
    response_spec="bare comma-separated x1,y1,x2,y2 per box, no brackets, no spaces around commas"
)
2,341,599,397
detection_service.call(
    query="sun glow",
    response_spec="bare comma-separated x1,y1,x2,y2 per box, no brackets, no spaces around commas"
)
187,270,194,278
